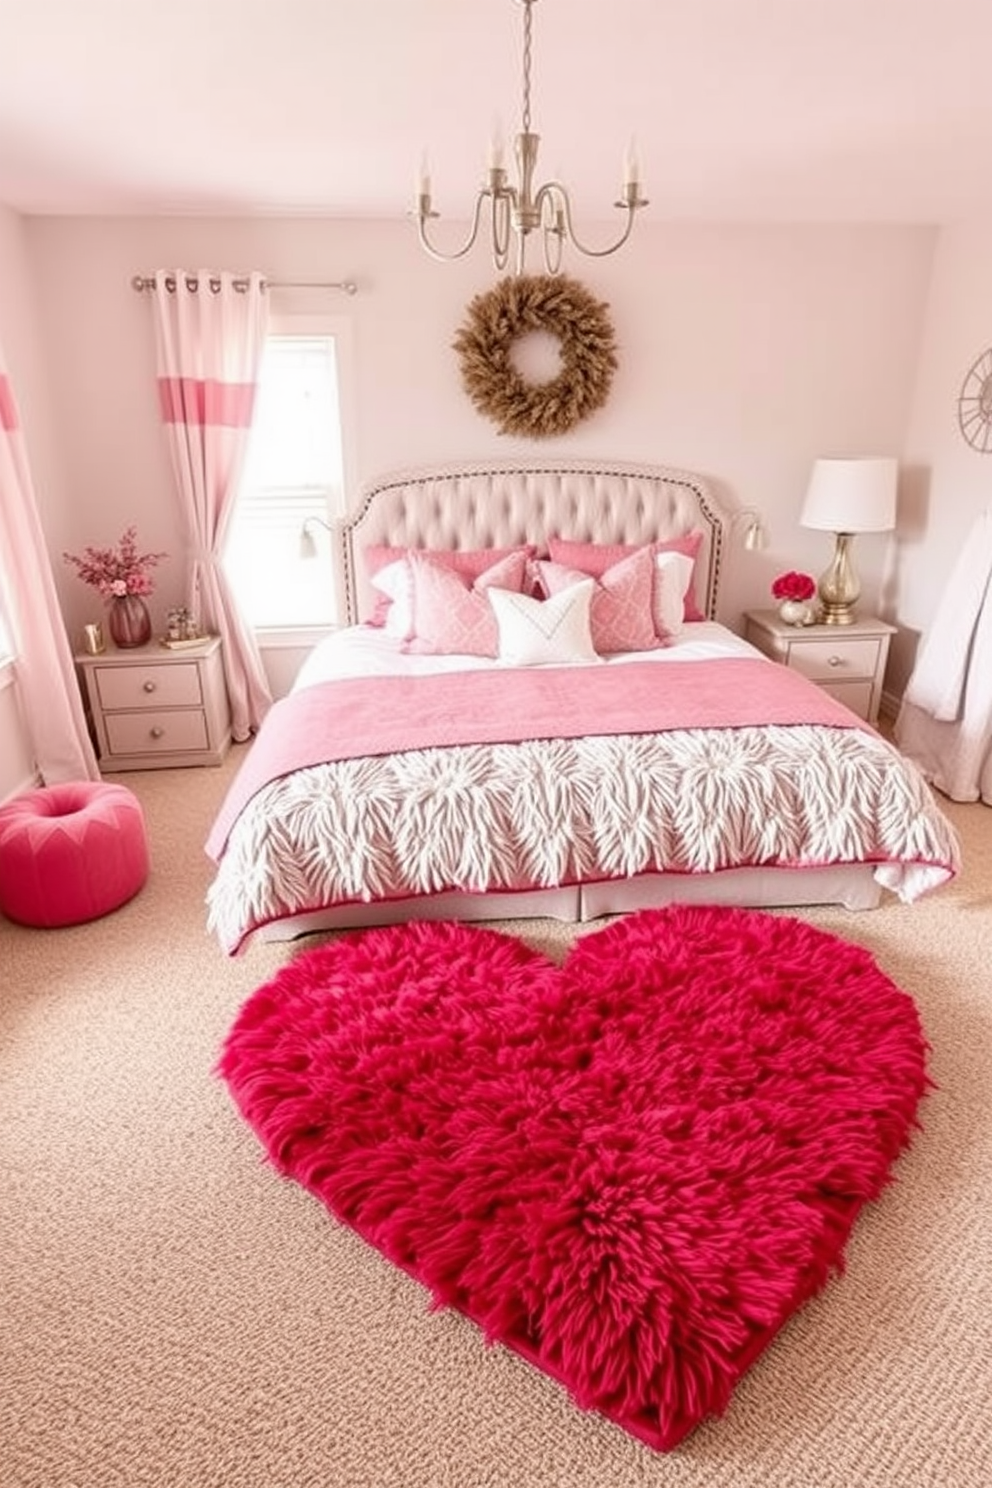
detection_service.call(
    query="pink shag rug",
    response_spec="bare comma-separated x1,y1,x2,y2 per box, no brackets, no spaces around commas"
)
218,906,929,1451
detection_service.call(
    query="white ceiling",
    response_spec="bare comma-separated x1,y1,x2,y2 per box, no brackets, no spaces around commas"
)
1,0,991,224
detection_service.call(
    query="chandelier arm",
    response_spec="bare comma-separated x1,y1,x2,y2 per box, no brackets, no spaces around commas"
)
537,187,565,275
491,189,514,269
538,181,643,259
541,227,563,276
416,192,488,263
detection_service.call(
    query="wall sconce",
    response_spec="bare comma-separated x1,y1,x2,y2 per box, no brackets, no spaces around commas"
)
800,458,897,624
299,515,333,560
731,509,766,551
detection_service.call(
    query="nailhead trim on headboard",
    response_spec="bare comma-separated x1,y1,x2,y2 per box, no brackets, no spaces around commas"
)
332,459,730,627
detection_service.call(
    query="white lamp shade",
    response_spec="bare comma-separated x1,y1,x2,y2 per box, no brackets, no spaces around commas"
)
800,457,898,534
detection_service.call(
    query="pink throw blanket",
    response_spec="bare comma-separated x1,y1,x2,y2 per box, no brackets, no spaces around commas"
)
206,658,865,862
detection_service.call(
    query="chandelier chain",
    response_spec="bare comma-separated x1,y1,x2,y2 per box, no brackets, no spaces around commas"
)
522,0,533,135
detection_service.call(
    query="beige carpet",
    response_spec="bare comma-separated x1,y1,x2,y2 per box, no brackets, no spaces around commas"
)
1,746,990,1488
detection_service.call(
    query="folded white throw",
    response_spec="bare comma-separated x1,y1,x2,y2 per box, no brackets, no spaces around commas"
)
904,509,992,721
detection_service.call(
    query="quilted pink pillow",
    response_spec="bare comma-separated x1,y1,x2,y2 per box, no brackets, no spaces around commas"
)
405,550,530,656
538,546,660,655
365,543,536,627
547,533,705,622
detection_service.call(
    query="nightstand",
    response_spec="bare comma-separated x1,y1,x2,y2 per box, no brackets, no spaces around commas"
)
743,609,896,724
75,635,231,770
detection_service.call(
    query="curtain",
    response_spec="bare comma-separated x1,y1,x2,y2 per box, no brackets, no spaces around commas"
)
895,509,992,804
0,342,99,784
151,269,272,742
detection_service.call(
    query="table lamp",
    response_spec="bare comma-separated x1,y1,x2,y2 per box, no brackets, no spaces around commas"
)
799,457,897,625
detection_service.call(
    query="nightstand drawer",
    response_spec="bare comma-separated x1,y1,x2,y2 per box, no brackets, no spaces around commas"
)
93,661,202,711
818,679,874,717
105,709,209,757
785,637,881,683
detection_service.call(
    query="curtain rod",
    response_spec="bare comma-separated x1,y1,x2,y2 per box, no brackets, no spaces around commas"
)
130,274,357,296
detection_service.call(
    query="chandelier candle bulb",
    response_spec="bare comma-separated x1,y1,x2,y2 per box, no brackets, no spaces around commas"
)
624,138,639,188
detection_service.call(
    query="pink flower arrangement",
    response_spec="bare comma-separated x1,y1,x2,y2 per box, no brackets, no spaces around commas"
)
64,526,167,600
771,570,816,603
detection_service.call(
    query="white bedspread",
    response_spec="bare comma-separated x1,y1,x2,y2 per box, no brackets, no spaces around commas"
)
206,624,960,953
292,620,761,686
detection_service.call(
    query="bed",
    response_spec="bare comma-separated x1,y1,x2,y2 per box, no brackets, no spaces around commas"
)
205,458,960,954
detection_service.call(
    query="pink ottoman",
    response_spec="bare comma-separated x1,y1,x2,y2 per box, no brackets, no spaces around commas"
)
0,781,149,928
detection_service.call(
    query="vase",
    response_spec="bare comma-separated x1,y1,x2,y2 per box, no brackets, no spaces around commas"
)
107,594,152,649
778,599,813,627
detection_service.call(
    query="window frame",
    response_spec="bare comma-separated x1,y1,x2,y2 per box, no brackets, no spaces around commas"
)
230,307,357,643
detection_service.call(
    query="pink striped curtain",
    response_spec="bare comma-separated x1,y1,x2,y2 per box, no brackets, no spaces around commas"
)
151,269,271,741
0,344,99,784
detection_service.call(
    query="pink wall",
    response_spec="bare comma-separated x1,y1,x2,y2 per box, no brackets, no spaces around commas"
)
22,215,934,654
7,199,992,778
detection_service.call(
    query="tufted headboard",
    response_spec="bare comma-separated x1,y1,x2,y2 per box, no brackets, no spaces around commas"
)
330,458,731,626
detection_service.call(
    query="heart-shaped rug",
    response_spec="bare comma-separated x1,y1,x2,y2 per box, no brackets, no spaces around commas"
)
218,905,929,1450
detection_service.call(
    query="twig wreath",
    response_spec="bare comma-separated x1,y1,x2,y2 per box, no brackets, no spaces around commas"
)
453,274,618,438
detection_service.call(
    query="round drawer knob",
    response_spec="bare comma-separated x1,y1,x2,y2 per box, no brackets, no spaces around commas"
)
143,680,156,693
149,726,165,740
827,655,843,667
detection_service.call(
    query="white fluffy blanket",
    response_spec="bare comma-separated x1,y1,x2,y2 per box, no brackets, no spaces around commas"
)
206,721,959,953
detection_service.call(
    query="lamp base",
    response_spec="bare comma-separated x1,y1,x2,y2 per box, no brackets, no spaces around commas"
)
817,532,860,626
818,598,858,626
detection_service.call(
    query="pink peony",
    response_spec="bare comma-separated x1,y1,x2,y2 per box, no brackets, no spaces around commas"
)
771,570,816,602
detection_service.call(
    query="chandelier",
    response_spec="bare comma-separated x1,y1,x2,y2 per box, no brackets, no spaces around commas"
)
414,0,647,276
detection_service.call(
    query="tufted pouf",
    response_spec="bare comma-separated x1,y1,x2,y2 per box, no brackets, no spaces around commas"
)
0,781,149,928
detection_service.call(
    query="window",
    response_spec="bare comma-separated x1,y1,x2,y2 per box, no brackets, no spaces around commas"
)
224,324,348,629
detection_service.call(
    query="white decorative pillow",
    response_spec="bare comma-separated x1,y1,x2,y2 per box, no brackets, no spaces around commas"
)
654,551,696,639
370,560,414,640
488,580,600,667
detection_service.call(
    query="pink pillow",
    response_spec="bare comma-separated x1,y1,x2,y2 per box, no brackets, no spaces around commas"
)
364,543,536,627
538,547,660,655
547,533,706,622
404,550,530,656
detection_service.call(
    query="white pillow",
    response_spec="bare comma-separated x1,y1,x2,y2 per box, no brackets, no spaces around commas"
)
654,551,695,638
488,581,600,667
370,559,414,639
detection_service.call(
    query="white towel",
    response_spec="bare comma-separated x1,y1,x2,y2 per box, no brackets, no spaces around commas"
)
903,509,992,721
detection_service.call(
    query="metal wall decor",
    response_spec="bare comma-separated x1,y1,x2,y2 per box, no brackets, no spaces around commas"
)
957,346,992,452
453,274,618,438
